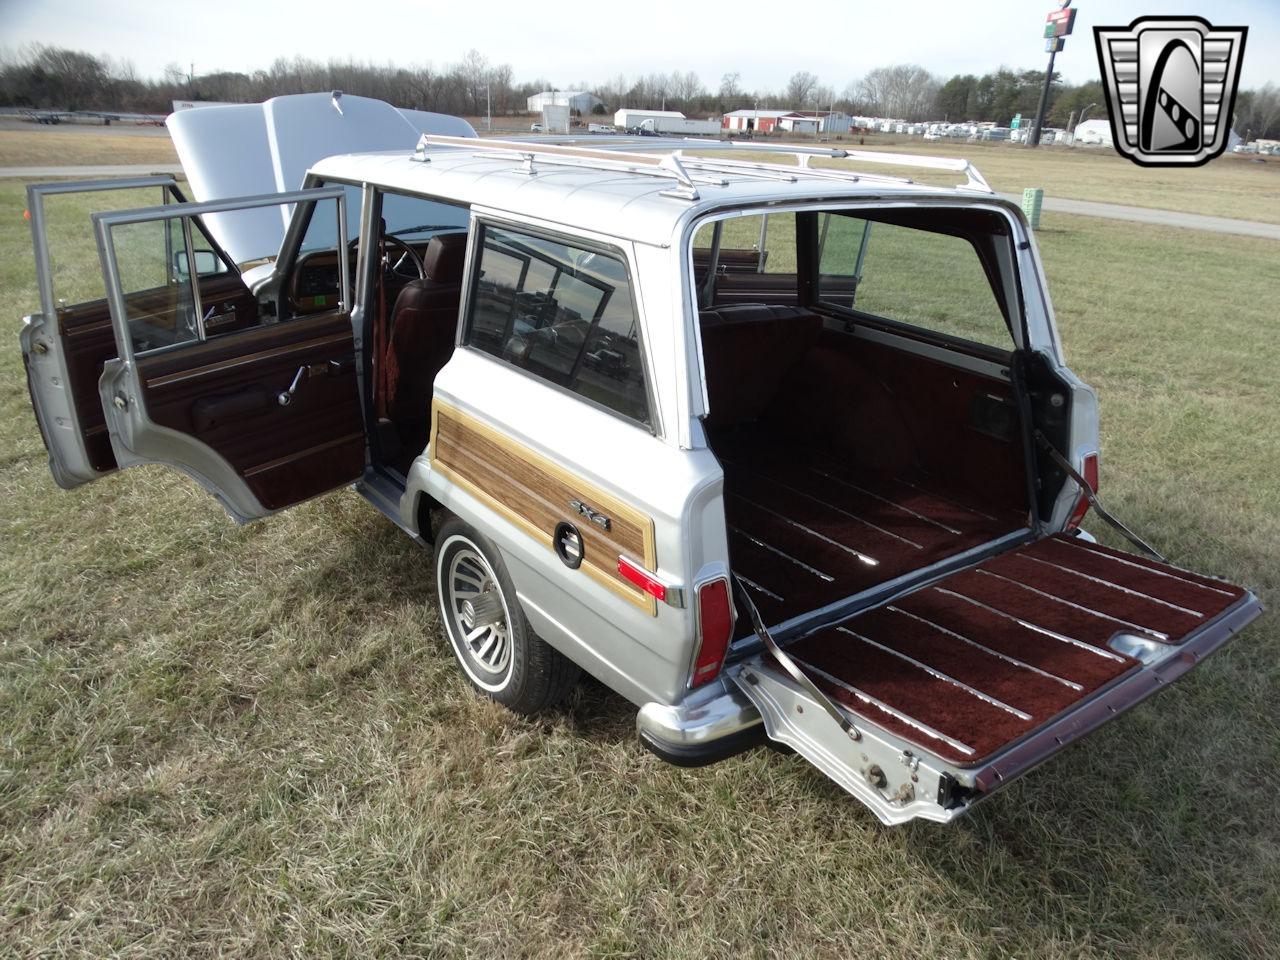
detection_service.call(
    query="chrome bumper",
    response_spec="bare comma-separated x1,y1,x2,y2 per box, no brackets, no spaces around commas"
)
636,673,763,764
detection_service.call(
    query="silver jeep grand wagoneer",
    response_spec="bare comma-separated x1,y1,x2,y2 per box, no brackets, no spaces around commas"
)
20,94,1262,824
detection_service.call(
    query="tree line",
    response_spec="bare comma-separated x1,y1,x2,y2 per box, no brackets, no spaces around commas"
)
3,44,1277,139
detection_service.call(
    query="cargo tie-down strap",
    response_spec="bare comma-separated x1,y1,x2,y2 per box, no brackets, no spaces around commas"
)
732,574,862,742
1034,431,1167,563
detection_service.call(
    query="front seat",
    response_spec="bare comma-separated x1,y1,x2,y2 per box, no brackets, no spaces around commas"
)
383,231,469,450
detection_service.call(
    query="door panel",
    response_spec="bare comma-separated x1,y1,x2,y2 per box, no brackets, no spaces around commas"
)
92,186,363,521
21,176,184,486
136,313,363,510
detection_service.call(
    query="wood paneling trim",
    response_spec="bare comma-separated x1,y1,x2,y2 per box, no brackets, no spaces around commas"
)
429,402,658,616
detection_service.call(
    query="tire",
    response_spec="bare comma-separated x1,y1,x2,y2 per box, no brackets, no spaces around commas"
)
434,517,579,714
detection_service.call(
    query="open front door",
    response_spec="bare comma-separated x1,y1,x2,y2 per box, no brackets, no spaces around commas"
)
21,176,186,487
90,187,365,522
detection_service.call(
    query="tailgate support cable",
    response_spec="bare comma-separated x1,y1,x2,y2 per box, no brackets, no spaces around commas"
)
1034,431,1167,563
732,575,861,742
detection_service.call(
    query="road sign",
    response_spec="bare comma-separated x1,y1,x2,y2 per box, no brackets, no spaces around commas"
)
1045,37,1066,52
1046,7,1077,34
1011,113,1022,129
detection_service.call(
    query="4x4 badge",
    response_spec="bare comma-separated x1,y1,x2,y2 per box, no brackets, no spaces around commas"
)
568,499,611,532
1094,16,1247,167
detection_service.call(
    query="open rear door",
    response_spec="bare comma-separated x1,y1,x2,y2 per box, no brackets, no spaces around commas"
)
89,187,365,522
21,176,186,487
731,533,1262,824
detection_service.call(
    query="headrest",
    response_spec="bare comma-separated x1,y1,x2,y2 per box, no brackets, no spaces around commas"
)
424,232,469,282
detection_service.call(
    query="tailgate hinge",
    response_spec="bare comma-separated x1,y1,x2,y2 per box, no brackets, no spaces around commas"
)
732,575,861,742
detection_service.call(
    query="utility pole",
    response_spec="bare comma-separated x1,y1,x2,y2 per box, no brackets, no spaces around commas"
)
1032,1,1076,147
1030,46,1057,147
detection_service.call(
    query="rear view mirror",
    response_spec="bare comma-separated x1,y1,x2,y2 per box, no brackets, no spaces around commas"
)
173,249,222,278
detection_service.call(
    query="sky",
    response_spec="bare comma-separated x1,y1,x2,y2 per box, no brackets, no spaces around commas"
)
1,0,1276,91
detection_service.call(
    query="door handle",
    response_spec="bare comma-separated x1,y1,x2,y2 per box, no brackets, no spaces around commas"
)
277,358,353,406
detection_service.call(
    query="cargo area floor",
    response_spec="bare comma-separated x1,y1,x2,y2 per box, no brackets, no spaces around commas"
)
779,534,1249,766
715,434,1028,628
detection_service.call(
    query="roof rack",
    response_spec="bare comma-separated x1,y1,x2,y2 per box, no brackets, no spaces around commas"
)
711,141,993,193
412,134,992,198
414,134,724,199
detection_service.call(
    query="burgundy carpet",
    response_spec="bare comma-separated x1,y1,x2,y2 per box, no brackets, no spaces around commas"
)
782,535,1247,765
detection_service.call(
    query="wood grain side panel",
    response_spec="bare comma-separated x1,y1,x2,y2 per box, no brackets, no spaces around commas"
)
430,404,657,615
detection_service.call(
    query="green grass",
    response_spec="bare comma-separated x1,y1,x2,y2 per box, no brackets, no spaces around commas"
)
2,179,1278,958
700,139,1280,225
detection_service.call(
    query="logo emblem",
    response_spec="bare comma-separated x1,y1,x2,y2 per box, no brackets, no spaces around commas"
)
568,499,611,532
1094,16,1247,167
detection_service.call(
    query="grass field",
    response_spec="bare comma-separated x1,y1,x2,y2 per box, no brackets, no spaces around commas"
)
2,177,1278,957
4,122,1280,227
0,128,179,167
709,136,1280,225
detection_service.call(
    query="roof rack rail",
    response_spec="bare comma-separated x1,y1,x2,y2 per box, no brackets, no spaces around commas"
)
414,134,726,200
413,133,992,197
712,141,993,193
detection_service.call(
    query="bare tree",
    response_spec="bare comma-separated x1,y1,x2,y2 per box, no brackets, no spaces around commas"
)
785,70,819,108
858,64,939,119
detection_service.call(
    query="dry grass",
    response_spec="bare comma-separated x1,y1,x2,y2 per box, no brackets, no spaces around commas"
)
0,128,178,168
1,177,1278,957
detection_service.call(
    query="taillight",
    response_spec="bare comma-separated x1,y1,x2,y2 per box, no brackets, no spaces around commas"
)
1066,452,1099,530
691,578,733,687
618,555,667,603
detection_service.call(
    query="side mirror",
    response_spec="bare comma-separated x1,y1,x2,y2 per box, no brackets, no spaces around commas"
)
174,249,222,278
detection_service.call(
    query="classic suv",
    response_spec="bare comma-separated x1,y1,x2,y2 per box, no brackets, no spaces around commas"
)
20,94,1262,824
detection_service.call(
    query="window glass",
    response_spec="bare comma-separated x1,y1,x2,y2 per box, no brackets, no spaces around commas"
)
819,213,1012,349
466,225,650,427
692,212,798,276
43,184,171,308
110,197,342,355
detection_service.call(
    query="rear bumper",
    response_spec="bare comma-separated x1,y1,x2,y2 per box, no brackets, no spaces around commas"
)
636,676,764,766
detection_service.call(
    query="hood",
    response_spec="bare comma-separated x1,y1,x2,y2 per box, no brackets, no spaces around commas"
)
167,92,476,263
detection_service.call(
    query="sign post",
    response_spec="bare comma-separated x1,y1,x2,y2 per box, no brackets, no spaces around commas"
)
1030,1,1076,147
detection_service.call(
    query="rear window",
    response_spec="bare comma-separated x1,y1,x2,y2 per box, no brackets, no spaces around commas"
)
818,213,1013,350
464,224,651,427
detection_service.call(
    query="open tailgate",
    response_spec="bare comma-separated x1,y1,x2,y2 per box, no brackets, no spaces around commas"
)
731,533,1263,824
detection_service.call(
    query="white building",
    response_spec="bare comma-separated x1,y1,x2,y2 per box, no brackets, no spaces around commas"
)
614,109,720,136
526,90,604,114
1072,118,1114,146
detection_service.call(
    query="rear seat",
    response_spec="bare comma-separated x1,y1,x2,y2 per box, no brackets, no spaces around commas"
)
699,304,823,429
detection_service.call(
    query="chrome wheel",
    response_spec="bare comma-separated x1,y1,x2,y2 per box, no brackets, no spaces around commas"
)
444,544,512,689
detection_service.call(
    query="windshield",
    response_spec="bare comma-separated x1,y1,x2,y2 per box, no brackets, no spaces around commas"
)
307,180,470,249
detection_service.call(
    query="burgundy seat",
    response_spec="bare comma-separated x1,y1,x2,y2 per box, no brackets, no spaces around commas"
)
384,232,469,433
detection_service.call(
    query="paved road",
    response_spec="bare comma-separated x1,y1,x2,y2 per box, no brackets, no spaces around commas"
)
2,162,1276,241
0,163,183,179
996,192,1280,241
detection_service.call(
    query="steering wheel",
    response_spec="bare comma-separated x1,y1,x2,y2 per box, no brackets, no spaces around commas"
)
348,234,425,281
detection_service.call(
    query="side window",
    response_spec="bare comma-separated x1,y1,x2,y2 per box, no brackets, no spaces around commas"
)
110,195,344,356
818,213,1013,350
465,225,651,427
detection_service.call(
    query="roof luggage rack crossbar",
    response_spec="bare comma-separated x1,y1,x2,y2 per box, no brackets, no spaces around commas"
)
415,134,725,200
709,140,993,192
672,153,913,187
